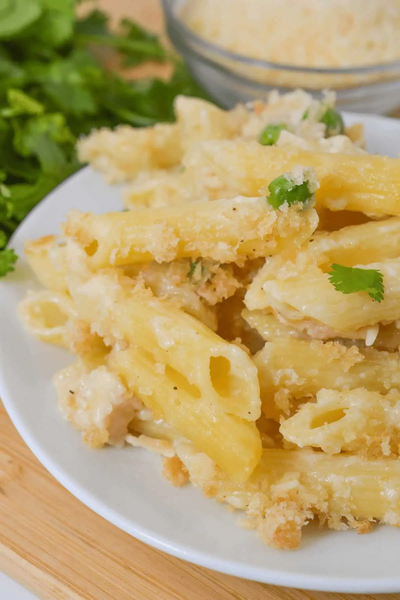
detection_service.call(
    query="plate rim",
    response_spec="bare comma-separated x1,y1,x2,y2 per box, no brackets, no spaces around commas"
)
2,111,400,593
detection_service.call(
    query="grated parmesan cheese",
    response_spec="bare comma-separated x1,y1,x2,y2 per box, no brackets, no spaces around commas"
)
181,0,400,69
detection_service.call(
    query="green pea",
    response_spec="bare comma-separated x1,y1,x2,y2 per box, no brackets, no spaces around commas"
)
258,123,287,146
320,107,344,137
267,175,313,209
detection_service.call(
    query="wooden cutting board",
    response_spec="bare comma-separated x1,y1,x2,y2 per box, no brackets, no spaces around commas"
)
1,1,399,599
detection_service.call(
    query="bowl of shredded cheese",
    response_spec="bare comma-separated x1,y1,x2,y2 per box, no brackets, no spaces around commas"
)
162,0,400,114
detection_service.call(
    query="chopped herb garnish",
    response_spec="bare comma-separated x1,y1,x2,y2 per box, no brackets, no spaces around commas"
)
320,107,344,137
188,258,205,278
328,264,384,302
266,174,314,209
302,106,344,137
258,123,287,146
188,260,199,278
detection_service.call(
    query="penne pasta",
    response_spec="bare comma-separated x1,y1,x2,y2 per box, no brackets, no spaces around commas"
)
176,444,400,549
244,308,400,351
242,308,304,341
110,347,262,483
18,290,77,347
303,217,400,269
183,141,400,216
70,271,261,421
123,169,189,210
25,235,70,294
174,95,247,152
77,123,182,184
246,260,400,335
63,198,318,268
69,271,262,481
280,388,400,456
254,338,400,409
78,96,247,184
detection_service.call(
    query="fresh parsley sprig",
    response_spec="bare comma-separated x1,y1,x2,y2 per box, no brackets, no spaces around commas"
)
328,263,384,303
0,1,207,277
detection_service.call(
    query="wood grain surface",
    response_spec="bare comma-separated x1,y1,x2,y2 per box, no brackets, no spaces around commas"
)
1,1,399,599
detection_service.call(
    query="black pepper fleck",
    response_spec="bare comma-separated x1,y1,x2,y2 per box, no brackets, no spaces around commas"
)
173,386,178,390
69,390,75,394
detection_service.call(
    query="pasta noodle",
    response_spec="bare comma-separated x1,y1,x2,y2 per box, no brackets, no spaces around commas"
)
110,347,262,483
18,290,77,347
63,198,318,268
68,270,262,482
183,141,400,216
19,90,400,550
176,445,400,549
280,388,400,456
254,338,400,416
247,260,400,335
24,235,69,294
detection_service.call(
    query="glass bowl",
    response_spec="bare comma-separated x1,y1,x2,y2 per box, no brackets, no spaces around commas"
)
162,0,400,115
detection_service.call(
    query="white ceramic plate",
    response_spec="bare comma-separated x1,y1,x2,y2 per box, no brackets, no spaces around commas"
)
2,113,400,594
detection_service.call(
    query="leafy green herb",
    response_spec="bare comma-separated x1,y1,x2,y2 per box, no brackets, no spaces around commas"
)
258,123,287,146
0,2,207,277
320,107,344,137
188,259,200,278
328,264,384,302
0,229,17,275
267,174,314,209
1,89,44,118
0,248,17,276
0,0,43,40
302,106,344,137
188,259,206,279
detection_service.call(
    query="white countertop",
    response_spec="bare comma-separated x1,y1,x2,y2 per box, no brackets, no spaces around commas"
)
0,573,38,600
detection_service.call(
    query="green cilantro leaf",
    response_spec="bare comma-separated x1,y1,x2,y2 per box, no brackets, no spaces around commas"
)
74,9,109,37
0,247,17,276
30,0,75,49
328,264,384,303
35,58,98,116
0,52,26,96
0,0,42,39
12,113,75,157
7,173,66,222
